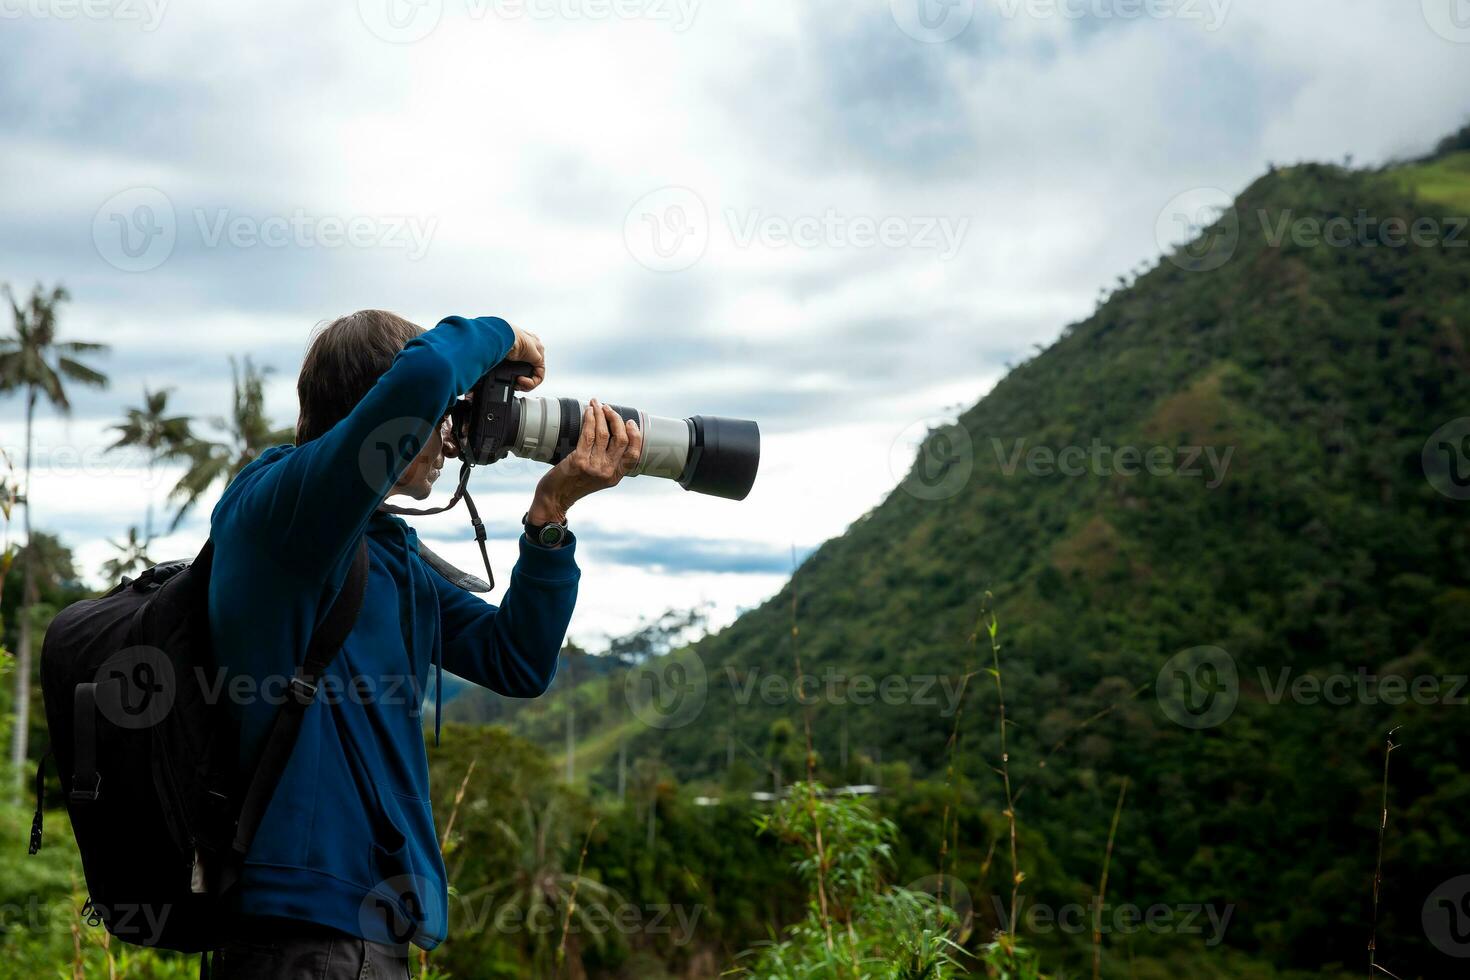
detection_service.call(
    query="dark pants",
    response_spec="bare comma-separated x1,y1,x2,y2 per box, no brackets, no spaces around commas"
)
211,917,413,980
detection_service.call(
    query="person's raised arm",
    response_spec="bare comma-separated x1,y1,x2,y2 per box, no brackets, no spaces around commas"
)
240,315,539,578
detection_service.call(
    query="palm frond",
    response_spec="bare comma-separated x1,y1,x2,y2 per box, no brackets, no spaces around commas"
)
0,282,108,411
55,340,109,354
57,356,109,388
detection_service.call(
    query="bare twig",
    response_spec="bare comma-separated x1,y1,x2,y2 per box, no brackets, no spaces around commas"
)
439,756,478,852
1368,728,1401,978
939,605,985,884
1093,778,1129,980
982,592,1023,946
1013,685,1148,805
556,814,601,978
788,547,841,966
422,756,479,976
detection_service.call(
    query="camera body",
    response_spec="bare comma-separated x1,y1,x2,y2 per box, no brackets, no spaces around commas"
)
450,360,760,501
450,359,533,467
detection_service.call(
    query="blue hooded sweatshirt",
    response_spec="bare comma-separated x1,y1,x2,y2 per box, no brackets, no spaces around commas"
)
207,314,578,948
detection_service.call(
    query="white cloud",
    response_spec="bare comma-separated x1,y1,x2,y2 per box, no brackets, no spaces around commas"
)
2,0,1467,644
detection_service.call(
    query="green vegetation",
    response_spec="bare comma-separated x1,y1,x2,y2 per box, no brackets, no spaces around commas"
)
0,284,108,800
3,134,1469,977
457,144,1470,976
736,783,966,979
1389,152,1470,214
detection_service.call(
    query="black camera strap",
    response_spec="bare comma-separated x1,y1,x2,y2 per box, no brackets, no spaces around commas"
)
378,460,495,591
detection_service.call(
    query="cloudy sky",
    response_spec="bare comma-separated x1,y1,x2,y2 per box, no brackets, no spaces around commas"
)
1,0,1468,648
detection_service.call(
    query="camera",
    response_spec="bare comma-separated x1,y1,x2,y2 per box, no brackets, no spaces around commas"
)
450,360,760,501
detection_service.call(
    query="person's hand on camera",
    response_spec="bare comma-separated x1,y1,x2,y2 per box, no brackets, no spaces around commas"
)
505,322,545,392
528,399,642,526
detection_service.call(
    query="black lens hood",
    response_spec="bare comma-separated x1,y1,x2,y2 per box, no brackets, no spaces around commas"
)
680,416,760,500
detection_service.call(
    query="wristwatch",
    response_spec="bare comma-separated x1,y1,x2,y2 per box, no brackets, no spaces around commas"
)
522,511,569,549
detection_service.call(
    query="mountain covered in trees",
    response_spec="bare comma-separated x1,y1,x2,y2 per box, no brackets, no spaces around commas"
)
470,131,1470,975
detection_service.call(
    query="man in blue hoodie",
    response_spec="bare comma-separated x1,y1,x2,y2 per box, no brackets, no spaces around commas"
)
207,311,641,979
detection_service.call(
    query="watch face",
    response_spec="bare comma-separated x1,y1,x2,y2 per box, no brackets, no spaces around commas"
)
539,524,566,547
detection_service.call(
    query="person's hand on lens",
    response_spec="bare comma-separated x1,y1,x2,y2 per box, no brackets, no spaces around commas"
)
505,322,545,392
528,400,643,526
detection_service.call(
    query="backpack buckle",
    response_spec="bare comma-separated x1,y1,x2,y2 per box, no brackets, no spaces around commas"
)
70,773,101,803
287,676,318,705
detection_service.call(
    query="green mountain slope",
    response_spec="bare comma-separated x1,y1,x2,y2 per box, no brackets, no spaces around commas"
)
478,133,1470,975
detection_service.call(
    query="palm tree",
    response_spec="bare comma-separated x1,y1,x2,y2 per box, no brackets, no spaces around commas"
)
168,356,292,531
100,526,153,582
0,283,109,796
109,387,193,544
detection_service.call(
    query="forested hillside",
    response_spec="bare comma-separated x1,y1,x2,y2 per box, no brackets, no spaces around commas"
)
480,133,1470,975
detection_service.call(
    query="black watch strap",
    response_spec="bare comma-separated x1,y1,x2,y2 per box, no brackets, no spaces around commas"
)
522,511,569,549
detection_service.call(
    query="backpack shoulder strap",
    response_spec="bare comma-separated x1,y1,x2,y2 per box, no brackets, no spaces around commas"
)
223,538,370,881
300,539,370,684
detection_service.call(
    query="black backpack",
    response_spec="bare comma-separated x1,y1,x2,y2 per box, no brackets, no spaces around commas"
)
33,537,368,957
